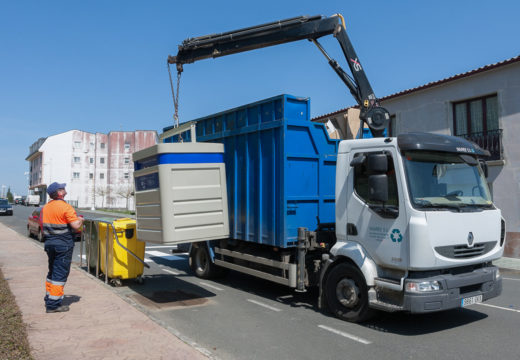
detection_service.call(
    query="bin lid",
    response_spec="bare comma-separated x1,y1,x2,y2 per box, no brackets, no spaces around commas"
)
112,218,136,230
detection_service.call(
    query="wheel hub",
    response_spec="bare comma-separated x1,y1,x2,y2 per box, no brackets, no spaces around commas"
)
336,278,360,308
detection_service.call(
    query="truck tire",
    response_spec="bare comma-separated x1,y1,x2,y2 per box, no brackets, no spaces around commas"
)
189,245,227,279
325,263,375,323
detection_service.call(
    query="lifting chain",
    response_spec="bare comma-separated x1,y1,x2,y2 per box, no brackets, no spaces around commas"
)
167,62,183,142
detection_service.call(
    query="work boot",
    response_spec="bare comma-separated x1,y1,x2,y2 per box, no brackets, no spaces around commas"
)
46,305,70,313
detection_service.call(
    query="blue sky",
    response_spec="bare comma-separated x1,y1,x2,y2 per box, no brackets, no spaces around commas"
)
1,0,519,196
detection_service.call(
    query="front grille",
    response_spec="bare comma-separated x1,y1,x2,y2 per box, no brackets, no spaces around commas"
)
435,241,496,259
460,283,482,295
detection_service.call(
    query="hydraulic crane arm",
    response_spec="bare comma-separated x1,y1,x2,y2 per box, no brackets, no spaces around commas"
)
168,14,389,137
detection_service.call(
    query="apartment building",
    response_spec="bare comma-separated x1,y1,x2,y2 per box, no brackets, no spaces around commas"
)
26,129,157,209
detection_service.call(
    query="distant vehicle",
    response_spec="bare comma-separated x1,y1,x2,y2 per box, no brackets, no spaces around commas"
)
27,208,83,242
13,196,22,204
0,199,13,216
20,196,27,205
26,194,40,206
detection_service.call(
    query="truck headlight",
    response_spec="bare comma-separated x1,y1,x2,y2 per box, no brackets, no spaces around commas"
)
405,280,441,292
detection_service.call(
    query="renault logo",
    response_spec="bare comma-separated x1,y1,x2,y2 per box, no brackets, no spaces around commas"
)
467,232,474,247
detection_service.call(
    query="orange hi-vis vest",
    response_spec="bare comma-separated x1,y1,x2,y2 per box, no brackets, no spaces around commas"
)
41,199,79,246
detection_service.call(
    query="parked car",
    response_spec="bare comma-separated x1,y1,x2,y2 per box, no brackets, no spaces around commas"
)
0,199,13,216
27,208,83,242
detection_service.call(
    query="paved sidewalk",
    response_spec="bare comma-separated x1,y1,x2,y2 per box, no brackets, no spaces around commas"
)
0,223,208,360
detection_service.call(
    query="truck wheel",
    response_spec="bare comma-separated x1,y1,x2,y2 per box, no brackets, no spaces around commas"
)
325,263,374,323
189,245,227,279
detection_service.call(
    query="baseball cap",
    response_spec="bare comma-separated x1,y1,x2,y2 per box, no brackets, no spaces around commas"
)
47,182,66,195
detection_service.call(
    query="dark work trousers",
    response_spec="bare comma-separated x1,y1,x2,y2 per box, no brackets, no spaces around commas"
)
44,243,74,310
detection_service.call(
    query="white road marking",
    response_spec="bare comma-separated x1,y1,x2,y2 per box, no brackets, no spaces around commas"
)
162,269,181,276
146,245,175,249
146,250,171,256
277,295,294,300
247,299,282,312
318,325,372,345
199,282,224,291
503,277,520,281
476,303,520,313
77,255,87,259
145,250,184,261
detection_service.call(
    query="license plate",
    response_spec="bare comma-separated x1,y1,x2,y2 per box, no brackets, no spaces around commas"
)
0,209,5,212
461,294,483,307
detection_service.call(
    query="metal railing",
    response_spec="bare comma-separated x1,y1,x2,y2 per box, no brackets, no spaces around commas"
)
457,129,503,161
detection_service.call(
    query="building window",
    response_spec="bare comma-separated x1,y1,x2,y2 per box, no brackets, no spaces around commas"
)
453,95,498,135
124,142,130,150
73,172,80,179
124,172,129,179
100,157,105,164
90,157,94,164
74,157,80,163
89,173,93,179
124,157,130,164
100,173,104,180
100,143,106,149
453,94,502,160
74,141,81,149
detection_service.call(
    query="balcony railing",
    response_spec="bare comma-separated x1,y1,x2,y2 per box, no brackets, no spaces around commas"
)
457,129,503,161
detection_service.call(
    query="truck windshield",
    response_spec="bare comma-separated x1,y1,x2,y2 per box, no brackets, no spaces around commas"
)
403,151,492,211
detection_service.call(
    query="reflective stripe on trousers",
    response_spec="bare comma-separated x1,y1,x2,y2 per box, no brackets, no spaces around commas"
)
45,278,66,300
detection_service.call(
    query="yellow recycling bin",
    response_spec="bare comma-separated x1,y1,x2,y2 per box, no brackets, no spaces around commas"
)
98,218,146,285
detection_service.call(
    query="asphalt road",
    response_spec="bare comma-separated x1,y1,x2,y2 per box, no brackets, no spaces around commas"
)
2,204,520,360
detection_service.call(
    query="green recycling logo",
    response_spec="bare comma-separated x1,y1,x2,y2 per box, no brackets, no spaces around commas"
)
390,229,403,243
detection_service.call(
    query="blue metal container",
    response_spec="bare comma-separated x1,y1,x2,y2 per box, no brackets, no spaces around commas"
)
163,95,339,248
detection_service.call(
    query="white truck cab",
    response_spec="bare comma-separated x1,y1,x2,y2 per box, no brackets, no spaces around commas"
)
326,132,504,320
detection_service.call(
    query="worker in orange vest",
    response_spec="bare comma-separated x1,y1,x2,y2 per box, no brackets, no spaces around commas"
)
41,182,83,313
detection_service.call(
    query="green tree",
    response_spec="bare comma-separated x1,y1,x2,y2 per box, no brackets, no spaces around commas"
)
6,187,13,203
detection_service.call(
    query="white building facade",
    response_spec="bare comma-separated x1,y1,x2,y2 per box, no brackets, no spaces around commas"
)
26,129,157,209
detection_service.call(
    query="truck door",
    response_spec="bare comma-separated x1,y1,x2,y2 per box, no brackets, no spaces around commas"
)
347,149,408,268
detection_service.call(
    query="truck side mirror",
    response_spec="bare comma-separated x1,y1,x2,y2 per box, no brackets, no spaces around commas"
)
368,174,388,202
479,159,489,178
367,154,388,173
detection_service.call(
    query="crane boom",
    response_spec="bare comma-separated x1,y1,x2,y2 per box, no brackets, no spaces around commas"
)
168,14,389,137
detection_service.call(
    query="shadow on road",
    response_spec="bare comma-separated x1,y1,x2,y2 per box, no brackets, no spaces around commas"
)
209,270,490,335
363,308,488,335
125,273,216,310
